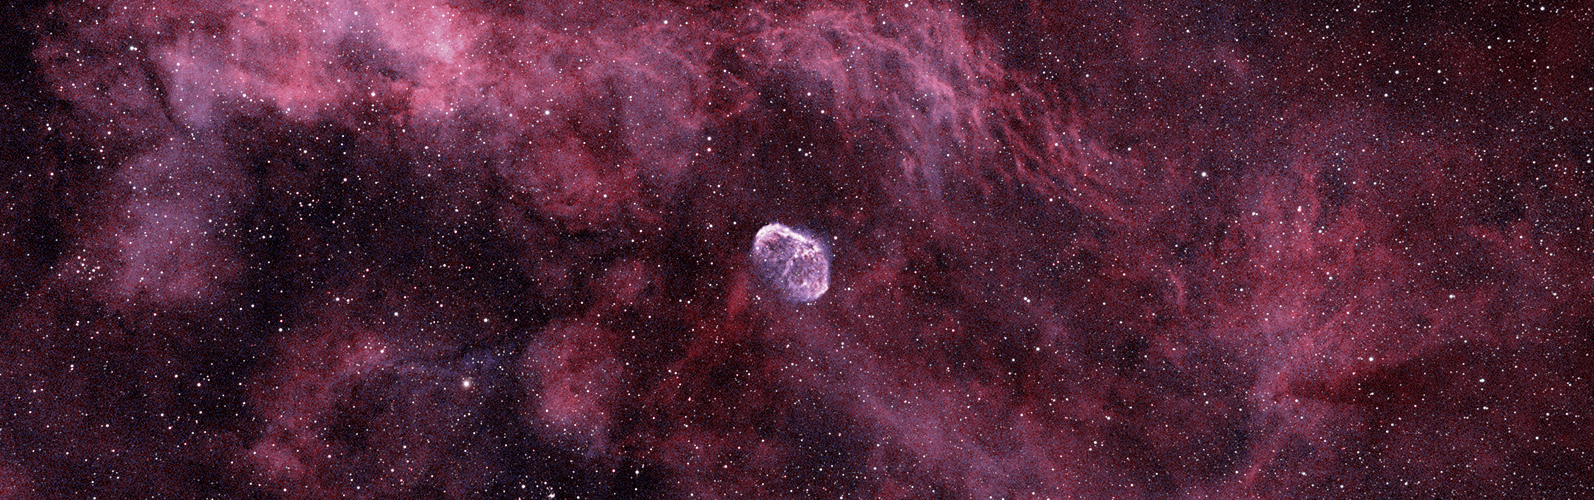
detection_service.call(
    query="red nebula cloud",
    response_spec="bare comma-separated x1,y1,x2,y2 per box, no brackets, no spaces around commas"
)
2,0,1592,499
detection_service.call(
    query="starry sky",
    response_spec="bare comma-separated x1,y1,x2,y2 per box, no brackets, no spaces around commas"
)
2,0,1593,499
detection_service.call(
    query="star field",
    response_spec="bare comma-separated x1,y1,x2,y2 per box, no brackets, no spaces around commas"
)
2,0,1593,499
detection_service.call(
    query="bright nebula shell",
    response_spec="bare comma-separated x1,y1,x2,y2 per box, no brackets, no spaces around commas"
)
751,223,830,302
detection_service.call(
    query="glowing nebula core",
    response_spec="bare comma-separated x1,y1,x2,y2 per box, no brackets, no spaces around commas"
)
751,223,829,302
1,0,1592,499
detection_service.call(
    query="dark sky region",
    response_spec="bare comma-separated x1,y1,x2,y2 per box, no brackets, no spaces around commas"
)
2,0,1593,499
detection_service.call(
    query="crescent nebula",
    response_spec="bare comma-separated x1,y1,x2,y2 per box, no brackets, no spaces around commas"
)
751,223,830,302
